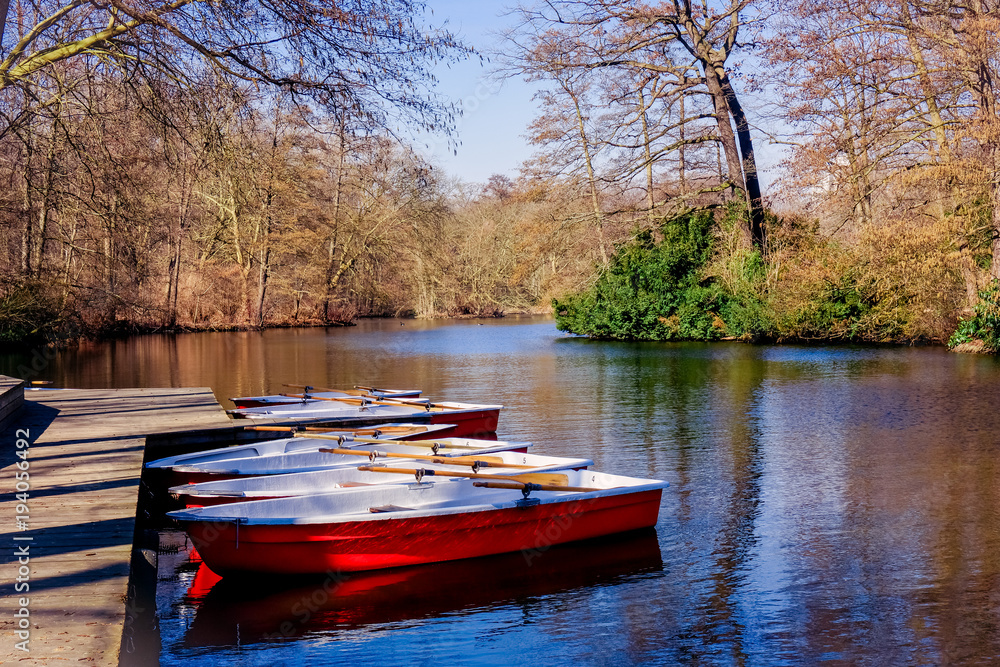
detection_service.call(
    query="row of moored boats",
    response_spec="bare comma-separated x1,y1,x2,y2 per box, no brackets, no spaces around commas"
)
149,384,668,576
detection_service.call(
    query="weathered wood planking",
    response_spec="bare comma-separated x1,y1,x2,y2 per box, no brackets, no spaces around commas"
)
0,387,232,666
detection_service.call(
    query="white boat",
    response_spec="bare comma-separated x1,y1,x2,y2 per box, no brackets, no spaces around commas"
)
145,423,451,472
169,450,593,506
146,435,531,485
228,400,503,439
168,469,668,575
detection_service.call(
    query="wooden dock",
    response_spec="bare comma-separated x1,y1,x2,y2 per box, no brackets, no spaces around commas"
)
0,381,233,665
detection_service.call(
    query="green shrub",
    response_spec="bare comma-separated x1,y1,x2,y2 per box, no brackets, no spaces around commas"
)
949,281,1000,350
783,275,876,340
554,204,930,344
553,211,730,340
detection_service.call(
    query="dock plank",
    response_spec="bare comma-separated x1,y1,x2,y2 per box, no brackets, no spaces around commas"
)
1,387,232,666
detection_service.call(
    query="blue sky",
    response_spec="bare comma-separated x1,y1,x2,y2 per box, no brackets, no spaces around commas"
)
418,1,785,189
418,1,540,184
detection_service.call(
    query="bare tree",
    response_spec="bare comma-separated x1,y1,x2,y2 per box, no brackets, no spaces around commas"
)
505,0,768,250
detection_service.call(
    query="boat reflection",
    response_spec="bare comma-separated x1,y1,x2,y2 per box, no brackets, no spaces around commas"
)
182,528,663,647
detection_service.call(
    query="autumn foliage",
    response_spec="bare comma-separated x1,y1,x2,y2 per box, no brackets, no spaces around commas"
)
2,0,999,347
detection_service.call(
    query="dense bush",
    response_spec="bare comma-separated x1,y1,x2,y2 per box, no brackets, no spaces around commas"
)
553,211,730,340
0,281,62,344
949,281,1000,351
553,206,938,344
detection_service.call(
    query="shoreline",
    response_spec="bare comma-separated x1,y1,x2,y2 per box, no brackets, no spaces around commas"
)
4,311,991,354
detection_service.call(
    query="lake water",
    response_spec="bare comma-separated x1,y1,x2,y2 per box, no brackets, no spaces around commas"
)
4,317,1000,665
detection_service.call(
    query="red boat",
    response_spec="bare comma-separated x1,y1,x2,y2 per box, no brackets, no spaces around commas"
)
231,385,422,409
168,470,668,576
181,529,662,646
228,399,502,439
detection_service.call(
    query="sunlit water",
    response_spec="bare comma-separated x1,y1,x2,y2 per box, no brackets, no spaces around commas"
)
4,317,1000,665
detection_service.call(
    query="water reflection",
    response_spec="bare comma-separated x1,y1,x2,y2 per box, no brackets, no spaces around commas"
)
179,530,663,649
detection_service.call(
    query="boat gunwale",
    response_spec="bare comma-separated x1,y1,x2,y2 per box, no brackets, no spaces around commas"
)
154,439,532,476
167,453,595,499
231,402,504,419
167,476,669,527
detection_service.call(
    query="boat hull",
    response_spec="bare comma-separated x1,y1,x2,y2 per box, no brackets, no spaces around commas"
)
429,408,498,437
185,488,663,575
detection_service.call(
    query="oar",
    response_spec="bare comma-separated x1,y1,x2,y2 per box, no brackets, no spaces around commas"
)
284,383,374,397
355,385,418,396
318,447,539,470
280,392,432,410
356,465,571,487
243,425,425,436
472,480,601,493
352,386,456,409
292,432,490,451
285,383,425,400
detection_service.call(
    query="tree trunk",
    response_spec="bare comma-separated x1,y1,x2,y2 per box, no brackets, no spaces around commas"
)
990,154,1000,283
679,91,687,193
703,65,744,194
718,70,765,250
323,125,348,321
638,85,655,222
20,130,33,275
703,64,756,248
567,84,607,265
166,171,192,327
34,124,58,280
60,212,77,309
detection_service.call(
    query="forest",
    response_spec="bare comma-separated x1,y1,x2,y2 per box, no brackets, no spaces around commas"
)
1,1,999,350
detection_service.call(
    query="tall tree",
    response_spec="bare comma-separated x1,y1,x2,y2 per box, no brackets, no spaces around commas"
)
507,0,768,250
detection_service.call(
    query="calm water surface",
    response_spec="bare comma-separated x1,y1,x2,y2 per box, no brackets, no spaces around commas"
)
4,317,1000,665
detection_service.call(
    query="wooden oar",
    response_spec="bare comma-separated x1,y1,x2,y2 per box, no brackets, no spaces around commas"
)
243,425,426,436
284,383,374,397
356,465,571,487
318,447,539,469
291,432,489,451
280,392,432,410
352,386,455,409
472,480,601,493
354,385,418,396
284,383,424,399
